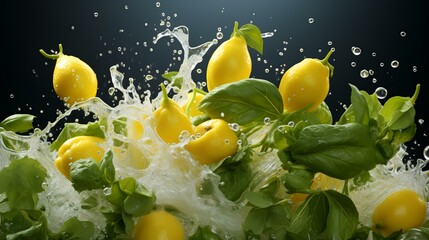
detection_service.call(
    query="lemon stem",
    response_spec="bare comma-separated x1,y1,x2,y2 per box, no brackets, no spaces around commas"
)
410,84,420,105
39,43,64,60
160,83,170,106
185,90,197,117
231,21,242,38
320,49,334,77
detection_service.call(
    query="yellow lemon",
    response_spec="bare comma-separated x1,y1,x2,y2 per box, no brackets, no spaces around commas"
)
134,210,185,240
154,84,193,144
40,44,97,107
279,50,333,112
206,22,252,91
372,188,426,236
54,135,105,178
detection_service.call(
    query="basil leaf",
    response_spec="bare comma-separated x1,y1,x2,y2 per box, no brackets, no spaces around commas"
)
123,193,154,217
237,23,263,54
0,157,48,209
288,192,329,238
246,191,276,208
58,217,95,240
320,190,358,240
100,150,115,184
350,84,369,125
50,121,105,151
70,159,105,192
189,226,223,240
290,123,383,180
215,160,252,201
161,71,183,88
244,205,290,236
283,169,314,193
198,78,283,125
380,84,419,131
1,209,49,239
0,114,35,133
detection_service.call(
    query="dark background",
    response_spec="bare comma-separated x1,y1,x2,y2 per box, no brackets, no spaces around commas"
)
3,1,428,161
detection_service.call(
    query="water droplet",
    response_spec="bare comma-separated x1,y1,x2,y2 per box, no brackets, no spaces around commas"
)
372,78,377,83
351,46,361,55
327,41,333,46
94,12,99,17
351,62,356,67
380,62,384,67
372,52,376,57
369,69,374,75
229,123,239,131
391,60,399,68
71,25,75,30
261,32,274,38
124,4,128,10
278,52,283,56
288,121,295,127
145,74,153,81
216,32,223,39
108,87,116,96
9,94,14,98
155,2,161,7
424,145,429,160
413,66,417,72
400,31,406,37
103,187,112,195
264,117,271,125
265,68,270,73
220,112,225,117
360,69,369,78
42,182,48,189
299,48,304,52
308,17,314,23
418,119,424,125
375,87,388,99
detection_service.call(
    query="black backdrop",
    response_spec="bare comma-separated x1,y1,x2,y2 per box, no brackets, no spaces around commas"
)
3,0,429,161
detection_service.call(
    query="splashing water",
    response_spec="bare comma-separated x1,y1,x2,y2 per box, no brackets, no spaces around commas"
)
0,25,286,239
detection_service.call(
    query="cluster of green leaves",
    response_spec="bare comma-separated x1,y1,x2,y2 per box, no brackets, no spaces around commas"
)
0,157,95,239
197,78,421,239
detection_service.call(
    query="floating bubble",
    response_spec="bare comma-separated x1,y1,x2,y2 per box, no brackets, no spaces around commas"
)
360,69,369,78
400,31,406,37
391,60,399,68
351,46,362,55
424,145,429,160
216,32,223,39
9,94,14,99
372,78,377,83
308,18,314,23
229,123,239,131
413,66,418,72
375,87,388,99
327,41,333,46
351,62,356,67
418,119,424,125
380,62,384,67
299,48,304,52
94,12,99,18
155,2,161,7
264,117,271,125
145,74,153,81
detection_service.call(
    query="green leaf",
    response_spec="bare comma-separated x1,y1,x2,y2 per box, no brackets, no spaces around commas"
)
50,121,105,151
100,150,115,184
380,84,419,131
0,157,48,209
161,71,183,88
350,84,370,125
289,123,383,180
198,78,283,125
246,191,276,208
70,158,105,192
0,114,35,133
243,205,290,236
236,23,263,54
118,177,136,195
320,190,358,240
1,209,49,240
215,161,252,201
288,192,329,238
123,193,154,217
189,226,223,240
58,217,95,240
282,169,314,193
